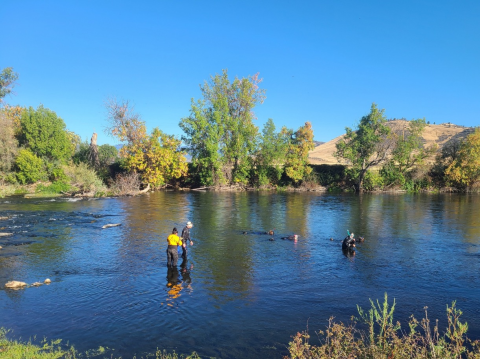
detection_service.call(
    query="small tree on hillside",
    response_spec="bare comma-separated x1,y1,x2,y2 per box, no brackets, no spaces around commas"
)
335,103,391,192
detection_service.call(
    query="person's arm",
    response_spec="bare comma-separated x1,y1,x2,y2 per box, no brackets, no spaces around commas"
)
188,228,193,246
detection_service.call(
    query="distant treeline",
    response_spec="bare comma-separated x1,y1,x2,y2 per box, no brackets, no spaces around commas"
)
0,67,479,196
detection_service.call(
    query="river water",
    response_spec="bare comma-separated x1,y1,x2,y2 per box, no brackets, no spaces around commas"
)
0,192,479,358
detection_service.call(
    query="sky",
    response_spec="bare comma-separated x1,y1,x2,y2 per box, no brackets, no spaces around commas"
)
1,0,479,145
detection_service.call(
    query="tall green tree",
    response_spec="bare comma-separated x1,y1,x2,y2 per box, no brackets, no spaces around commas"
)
254,119,290,186
179,99,224,186
0,67,18,105
180,69,265,186
284,122,315,183
18,105,75,162
335,103,391,192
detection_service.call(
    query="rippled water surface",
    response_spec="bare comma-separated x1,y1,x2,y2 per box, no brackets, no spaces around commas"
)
1,192,480,358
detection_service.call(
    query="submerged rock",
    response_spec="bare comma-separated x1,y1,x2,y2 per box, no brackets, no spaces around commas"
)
31,282,43,287
102,223,121,229
5,281,27,289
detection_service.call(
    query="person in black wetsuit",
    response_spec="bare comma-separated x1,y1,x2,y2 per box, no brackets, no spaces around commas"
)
181,221,194,262
342,233,356,251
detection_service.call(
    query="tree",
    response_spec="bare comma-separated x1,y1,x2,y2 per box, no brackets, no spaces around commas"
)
444,128,480,189
284,122,315,183
335,103,391,192
381,118,437,187
0,67,18,105
254,119,290,186
179,99,224,186
98,144,118,168
0,108,19,174
18,105,75,162
106,99,187,188
180,69,265,186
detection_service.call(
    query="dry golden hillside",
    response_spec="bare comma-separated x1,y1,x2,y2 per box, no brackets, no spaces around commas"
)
308,120,474,165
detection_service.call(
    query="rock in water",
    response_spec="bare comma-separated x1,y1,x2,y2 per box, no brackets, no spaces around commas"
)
44,278,51,284
102,223,121,229
0,233,13,237
5,281,27,289
31,282,43,287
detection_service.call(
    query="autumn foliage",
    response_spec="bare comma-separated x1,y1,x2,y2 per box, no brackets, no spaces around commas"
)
106,99,188,189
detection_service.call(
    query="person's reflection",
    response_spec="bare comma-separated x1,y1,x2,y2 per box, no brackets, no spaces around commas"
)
342,248,356,260
166,267,182,306
180,260,194,290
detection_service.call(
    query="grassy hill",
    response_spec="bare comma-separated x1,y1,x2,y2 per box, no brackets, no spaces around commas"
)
309,120,474,165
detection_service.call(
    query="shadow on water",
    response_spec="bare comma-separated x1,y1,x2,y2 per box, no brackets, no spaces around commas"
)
0,192,480,358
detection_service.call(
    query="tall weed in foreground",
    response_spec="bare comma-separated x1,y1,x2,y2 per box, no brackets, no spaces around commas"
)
285,293,480,359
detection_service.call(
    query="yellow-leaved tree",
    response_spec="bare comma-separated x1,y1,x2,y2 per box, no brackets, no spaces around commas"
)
284,122,315,183
445,128,480,189
106,99,187,189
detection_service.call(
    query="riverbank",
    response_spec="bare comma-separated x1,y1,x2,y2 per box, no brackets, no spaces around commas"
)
2,295,480,359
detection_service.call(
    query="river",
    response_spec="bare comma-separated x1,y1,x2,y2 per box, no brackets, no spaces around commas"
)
1,192,479,358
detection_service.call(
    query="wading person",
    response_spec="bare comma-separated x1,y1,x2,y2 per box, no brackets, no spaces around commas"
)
342,232,356,251
181,221,194,262
167,227,182,268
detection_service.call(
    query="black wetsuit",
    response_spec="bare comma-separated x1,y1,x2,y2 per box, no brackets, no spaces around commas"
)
181,226,191,260
342,236,355,250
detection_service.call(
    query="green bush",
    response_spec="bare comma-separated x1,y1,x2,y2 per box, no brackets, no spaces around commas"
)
14,148,47,184
63,162,107,195
363,170,384,191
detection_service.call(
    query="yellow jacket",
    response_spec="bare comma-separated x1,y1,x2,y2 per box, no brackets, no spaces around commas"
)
167,234,182,246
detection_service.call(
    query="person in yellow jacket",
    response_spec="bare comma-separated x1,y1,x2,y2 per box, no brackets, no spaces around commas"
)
166,228,182,267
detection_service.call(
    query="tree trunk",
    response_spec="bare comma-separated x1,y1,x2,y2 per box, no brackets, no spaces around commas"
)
89,133,100,170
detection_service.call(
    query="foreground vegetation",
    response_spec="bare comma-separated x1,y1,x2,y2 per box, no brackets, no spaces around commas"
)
2,294,480,358
286,294,480,359
1,67,479,197
0,327,199,359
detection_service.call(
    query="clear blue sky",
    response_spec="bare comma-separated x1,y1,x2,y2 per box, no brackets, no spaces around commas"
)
1,0,479,145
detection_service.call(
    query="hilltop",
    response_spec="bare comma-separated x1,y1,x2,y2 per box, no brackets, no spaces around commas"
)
308,120,475,165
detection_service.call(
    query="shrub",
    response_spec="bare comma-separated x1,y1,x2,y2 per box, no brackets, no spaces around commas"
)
14,148,47,184
62,162,107,195
363,170,384,191
111,172,141,196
